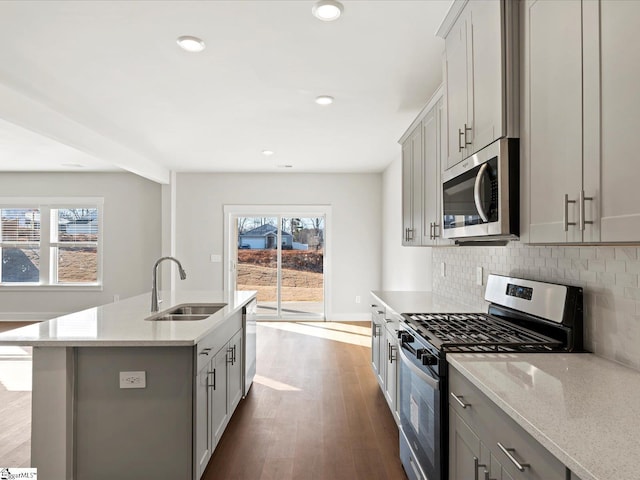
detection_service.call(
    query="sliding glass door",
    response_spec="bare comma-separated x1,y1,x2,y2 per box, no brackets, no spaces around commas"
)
229,211,326,320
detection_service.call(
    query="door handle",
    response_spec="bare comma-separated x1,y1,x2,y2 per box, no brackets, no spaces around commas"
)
450,392,470,409
464,123,472,146
579,190,594,231
564,194,577,231
473,457,488,480
497,442,530,472
473,163,490,222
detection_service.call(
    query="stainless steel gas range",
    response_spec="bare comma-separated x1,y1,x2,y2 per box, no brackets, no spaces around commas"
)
397,274,583,480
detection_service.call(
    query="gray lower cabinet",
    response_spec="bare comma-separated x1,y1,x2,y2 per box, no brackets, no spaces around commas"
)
194,312,244,479
370,303,386,387
383,320,399,421
449,367,566,480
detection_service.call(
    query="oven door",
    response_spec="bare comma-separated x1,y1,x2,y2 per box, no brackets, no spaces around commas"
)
398,342,441,480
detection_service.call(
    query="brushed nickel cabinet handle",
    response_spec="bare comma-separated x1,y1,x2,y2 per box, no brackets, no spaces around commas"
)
208,370,216,390
450,392,470,409
458,128,465,152
580,190,594,231
497,442,530,472
199,348,212,356
473,457,488,480
433,222,440,239
464,123,472,146
564,194,577,231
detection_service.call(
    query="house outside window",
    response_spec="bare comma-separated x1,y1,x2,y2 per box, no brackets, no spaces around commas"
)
0,197,103,288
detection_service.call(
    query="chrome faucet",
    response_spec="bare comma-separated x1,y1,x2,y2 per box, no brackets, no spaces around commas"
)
151,256,187,312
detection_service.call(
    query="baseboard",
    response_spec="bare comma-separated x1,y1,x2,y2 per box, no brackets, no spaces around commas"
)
0,312,61,321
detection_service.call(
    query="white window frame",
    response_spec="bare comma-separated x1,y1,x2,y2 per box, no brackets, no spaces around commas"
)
0,197,104,291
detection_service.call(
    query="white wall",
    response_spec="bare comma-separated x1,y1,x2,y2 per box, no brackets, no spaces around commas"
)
0,172,162,319
381,157,432,291
174,172,381,320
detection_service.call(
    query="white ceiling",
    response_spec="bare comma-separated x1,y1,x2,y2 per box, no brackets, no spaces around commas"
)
0,0,451,182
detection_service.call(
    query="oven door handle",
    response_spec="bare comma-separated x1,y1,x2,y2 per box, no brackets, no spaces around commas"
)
398,345,440,391
473,163,490,223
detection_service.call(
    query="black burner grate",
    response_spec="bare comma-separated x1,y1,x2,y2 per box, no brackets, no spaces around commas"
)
402,313,562,353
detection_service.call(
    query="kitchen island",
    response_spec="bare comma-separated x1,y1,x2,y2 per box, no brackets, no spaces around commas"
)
0,290,257,480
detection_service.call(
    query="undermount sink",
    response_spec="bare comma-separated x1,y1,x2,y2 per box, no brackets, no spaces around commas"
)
146,303,227,321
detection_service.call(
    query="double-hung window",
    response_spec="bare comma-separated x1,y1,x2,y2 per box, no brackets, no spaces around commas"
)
0,197,103,288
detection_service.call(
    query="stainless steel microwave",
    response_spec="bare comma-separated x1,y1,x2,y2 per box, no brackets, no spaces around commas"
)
441,138,519,240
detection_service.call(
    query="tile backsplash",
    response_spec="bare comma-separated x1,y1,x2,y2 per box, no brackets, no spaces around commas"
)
432,243,640,371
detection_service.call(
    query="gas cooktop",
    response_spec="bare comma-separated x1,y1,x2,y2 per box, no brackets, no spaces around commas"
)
402,312,562,353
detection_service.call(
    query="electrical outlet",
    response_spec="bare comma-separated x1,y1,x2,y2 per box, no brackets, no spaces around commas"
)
476,266,483,286
441,262,446,277
113,294,120,302
119,371,146,389
355,296,361,304
210,254,222,263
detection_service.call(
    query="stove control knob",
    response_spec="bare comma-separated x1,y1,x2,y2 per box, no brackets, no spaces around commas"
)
420,352,438,366
400,332,414,343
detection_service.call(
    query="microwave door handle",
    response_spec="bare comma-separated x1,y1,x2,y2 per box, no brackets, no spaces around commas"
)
474,163,490,223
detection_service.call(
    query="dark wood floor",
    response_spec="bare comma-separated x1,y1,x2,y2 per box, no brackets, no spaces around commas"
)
203,322,408,480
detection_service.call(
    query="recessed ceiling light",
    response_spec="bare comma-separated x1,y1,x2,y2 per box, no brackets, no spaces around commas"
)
312,0,344,21
315,95,334,106
277,165,294,169
61,163,85,168
262,150,274,156
176,35,206,53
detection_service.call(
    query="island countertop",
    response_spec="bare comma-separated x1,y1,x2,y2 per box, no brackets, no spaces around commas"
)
0,290,257,347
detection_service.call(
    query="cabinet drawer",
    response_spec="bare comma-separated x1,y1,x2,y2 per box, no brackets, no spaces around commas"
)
196,312,242,371
449,367,566,480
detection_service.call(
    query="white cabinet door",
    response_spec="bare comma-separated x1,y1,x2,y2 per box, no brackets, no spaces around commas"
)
228,330,243,412
422,105,439,245
449,408,482,480
383,323,398,418
195,363,211,479
402,126,423,245
211,347,228,446
371,308,385,385
469,0,503,153
527,0,583,243
599,0,640,241
445,12,469,170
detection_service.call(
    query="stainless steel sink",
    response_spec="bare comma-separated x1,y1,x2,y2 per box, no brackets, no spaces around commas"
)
145,303,227,321
151,314,211,321
167,304,226,315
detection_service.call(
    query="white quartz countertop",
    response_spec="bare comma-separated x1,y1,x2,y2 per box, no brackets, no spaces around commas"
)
448,352,640,480
0,290,256,347
370,291,475,314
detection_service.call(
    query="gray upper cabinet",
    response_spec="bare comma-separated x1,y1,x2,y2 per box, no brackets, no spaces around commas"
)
523,0,640,243
402,125,423,246
438,0,518,171
400,88,448,246
599,0,640,241
525,0,584,243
